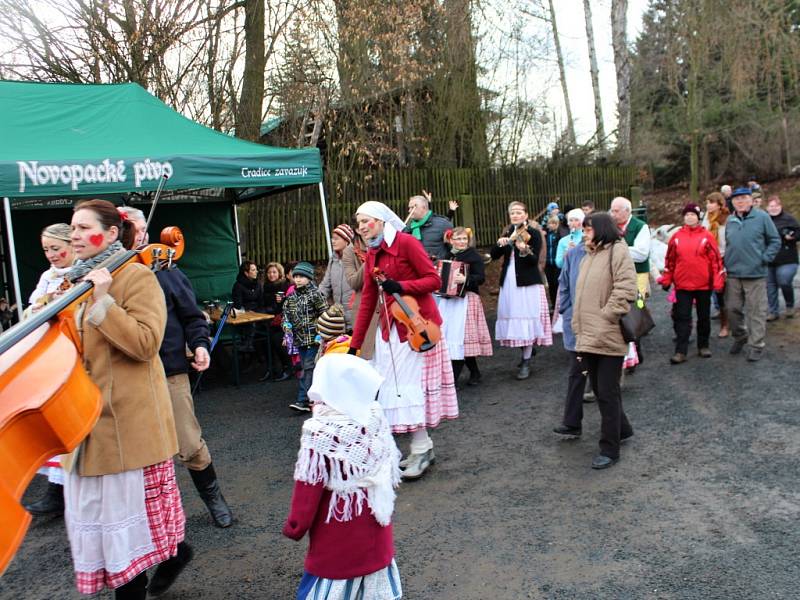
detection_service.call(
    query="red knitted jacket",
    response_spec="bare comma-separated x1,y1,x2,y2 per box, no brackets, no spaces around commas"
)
282,481,395,579
350,231,442,350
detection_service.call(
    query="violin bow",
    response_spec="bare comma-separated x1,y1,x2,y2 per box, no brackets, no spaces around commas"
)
143,174,169,239
373,270,402,398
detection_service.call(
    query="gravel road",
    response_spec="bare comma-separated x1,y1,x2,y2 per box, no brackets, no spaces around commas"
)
3,290,799,600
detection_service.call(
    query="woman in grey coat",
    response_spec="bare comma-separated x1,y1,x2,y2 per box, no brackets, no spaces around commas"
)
319,224,356,329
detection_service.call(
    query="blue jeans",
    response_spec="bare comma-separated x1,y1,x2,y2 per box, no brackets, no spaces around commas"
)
296,345,318,405
767,263,798,315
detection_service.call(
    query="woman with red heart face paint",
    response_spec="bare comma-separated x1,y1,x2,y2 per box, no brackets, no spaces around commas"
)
61,199,191,598
29,223,75,308
22,223,78,516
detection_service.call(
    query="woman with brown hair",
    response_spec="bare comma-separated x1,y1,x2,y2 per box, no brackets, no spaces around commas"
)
63,199,190,599
703,191,730,337
260,261,292,381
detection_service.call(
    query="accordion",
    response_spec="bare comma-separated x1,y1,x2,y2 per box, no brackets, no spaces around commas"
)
435,260,469,298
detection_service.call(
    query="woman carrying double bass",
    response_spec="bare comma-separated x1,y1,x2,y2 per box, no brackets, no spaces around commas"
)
62,200,191,599
348,201,458,481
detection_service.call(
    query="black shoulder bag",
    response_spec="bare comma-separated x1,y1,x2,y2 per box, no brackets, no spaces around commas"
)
609,243,655,342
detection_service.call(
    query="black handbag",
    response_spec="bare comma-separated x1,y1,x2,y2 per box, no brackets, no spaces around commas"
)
609,244,655,342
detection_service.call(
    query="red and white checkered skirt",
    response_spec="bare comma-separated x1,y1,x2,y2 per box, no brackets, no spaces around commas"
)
463,292,493,358
623,342,639,369
496,285,553,348
418,337,459,433
69,460,185,594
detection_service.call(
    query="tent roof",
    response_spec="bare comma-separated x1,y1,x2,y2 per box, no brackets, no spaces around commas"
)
0,81,322,200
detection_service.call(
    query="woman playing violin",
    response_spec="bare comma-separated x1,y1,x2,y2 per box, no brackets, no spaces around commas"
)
23,223,77,516
491,201,553,380
348,201,458,480
62,200,190,599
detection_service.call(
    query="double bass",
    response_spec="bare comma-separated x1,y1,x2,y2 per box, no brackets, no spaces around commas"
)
0,224,184,575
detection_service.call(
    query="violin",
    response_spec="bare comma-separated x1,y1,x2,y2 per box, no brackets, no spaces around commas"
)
0,226,185,575
372,267,441,352
507,222,533,257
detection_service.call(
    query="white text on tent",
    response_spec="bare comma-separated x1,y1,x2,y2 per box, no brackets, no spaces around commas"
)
17,158,173,193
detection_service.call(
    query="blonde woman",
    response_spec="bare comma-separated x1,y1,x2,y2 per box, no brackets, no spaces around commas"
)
23,223,76,516
490,201,552,379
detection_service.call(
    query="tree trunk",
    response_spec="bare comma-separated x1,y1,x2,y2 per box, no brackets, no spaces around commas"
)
611,0,630,160
548,0,576,148
583,0,606,153
236,0,265,141
439,0,488,167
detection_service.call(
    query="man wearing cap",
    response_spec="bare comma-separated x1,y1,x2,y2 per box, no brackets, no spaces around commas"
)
724,188,781,361
319,224,356,329
404,194,453,260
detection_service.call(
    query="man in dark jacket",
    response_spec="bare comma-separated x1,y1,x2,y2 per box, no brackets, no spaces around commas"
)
122,207,234,528
724,188,781,361
765,195,799,320
404,194,453,260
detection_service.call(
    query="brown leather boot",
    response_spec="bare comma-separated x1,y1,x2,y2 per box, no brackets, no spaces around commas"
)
718,309,729,338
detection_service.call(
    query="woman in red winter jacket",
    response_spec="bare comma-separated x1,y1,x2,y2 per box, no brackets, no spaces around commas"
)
659,203,726,364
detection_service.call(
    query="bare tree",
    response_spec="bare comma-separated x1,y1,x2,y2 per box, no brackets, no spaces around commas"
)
547,0,576,147
583,0,606,153
611,0,630,159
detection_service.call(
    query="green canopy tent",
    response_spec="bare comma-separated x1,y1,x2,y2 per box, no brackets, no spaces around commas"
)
0,81,327,317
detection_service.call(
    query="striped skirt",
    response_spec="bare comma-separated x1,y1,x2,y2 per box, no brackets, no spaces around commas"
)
463,292,493,358
495,254,553,348
65,459,185,594
372,325,458,433
297,559,402,600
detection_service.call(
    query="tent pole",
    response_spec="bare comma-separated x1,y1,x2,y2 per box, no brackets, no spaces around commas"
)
318,182,332,259
232,203,243,264
3,197,24,322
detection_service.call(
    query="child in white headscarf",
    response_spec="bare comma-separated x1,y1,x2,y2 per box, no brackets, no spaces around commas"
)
283,353,403,600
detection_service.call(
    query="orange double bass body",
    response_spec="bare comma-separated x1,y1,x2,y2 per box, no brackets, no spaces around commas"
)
0,226,184,575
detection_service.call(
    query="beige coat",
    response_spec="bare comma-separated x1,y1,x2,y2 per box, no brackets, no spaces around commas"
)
75,262,177,476
342,244,378,360
572,240,638,356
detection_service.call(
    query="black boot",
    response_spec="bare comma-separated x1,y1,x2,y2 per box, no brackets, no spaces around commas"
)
188,464,233,528
465,358,482,385
24,482,64,516
114,572,147,600
148,542,193,597
451,360,464,388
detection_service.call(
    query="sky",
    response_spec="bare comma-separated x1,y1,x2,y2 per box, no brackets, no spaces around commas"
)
547,0,650,145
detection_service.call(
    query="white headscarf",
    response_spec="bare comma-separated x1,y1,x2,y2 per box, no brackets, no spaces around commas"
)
296,354,401,526
355,201,406,248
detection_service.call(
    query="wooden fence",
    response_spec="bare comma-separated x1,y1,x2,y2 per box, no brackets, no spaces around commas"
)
239,165,637,265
